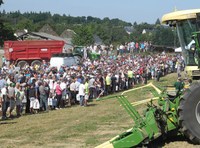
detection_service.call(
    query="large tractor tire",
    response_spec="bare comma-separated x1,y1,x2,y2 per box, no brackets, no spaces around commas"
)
17,60,29,68
31,60,42,67
178,82,200,144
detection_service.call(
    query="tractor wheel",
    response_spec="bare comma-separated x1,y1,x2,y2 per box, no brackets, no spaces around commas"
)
31,60,42,67
178,82,200,144
17,60,29,68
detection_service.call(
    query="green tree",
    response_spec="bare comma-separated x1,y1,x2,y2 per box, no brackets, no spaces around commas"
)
155,18,161,25
0,1,16,46
151,25,175,46
0,23,16,46
0,0,3,6
72,26,94,46
16,18,35,31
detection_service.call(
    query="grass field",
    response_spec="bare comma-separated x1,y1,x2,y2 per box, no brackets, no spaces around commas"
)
0,72,196,148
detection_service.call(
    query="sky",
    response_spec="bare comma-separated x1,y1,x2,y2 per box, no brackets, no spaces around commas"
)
1,0,200,24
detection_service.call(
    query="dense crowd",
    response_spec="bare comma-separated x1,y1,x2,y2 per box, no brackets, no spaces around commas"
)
0,48,185,120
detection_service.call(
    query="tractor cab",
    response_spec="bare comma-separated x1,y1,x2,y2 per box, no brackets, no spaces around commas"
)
162,9,200,79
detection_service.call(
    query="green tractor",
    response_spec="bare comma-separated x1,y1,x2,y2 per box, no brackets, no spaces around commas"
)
96,9,200,148
73,46,100,60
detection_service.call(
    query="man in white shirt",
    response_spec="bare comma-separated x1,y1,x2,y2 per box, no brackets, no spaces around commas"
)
7,83,15,118
78,81,85,106
1,84,8,120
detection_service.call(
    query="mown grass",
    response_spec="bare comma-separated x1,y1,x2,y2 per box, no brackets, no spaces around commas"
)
0,73,178,148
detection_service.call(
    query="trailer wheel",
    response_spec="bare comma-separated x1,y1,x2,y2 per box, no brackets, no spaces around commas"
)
31,60,42,67
17,60,29,68
178,82,200,144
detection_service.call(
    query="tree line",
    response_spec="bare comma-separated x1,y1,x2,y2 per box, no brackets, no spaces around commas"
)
0,2,179,48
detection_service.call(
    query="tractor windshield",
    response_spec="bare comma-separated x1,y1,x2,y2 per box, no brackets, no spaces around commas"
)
176,19,198,66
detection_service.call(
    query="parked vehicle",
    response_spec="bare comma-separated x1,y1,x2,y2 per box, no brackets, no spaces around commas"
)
4,40,67,67
50,53,82,70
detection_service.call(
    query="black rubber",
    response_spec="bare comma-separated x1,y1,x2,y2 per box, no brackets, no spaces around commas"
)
31,60,42,67
17,60,29,68
178,82,200,144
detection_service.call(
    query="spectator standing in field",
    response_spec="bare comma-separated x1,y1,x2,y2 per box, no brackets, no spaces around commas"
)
1,84,8,120
15,86,25,117
84,78,89,106
105,73,111,95
135,42,139,53
29,84,37,113
60,79,67,107
7,83,15,118
88,75,96,100
119,44,124,55
130,41,135,54
70,79,76,105
39,81,48,111
0,75,6,90
127,68,134,89
78,80,85,106
75,77,81,104
55,81,62,109
174,77,185,96
44,81,50,106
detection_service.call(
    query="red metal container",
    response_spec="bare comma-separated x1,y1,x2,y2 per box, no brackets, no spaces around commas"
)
4,40,65,66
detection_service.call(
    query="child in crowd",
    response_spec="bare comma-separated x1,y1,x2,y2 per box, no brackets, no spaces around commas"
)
48,93,57,109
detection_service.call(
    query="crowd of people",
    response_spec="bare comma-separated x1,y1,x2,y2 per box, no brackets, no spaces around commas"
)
0,47,184,120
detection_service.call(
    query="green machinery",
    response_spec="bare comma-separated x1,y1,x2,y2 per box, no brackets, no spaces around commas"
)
96,9,200,148
73,46,100,60
96,83,182,148
162,9,200,79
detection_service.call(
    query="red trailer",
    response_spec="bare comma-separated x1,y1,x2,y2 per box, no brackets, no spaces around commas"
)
4,40,65,67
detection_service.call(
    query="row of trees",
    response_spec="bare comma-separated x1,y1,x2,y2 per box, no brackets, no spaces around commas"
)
0,2,178,48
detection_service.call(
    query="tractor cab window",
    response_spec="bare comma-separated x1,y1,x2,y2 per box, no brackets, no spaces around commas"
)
176,19,198,66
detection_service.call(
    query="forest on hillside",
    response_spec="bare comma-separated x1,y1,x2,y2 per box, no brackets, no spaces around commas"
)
0,1,179,47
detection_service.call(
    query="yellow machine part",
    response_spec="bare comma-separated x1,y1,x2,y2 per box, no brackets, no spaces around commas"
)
162,9,200,24
185,66,200,78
